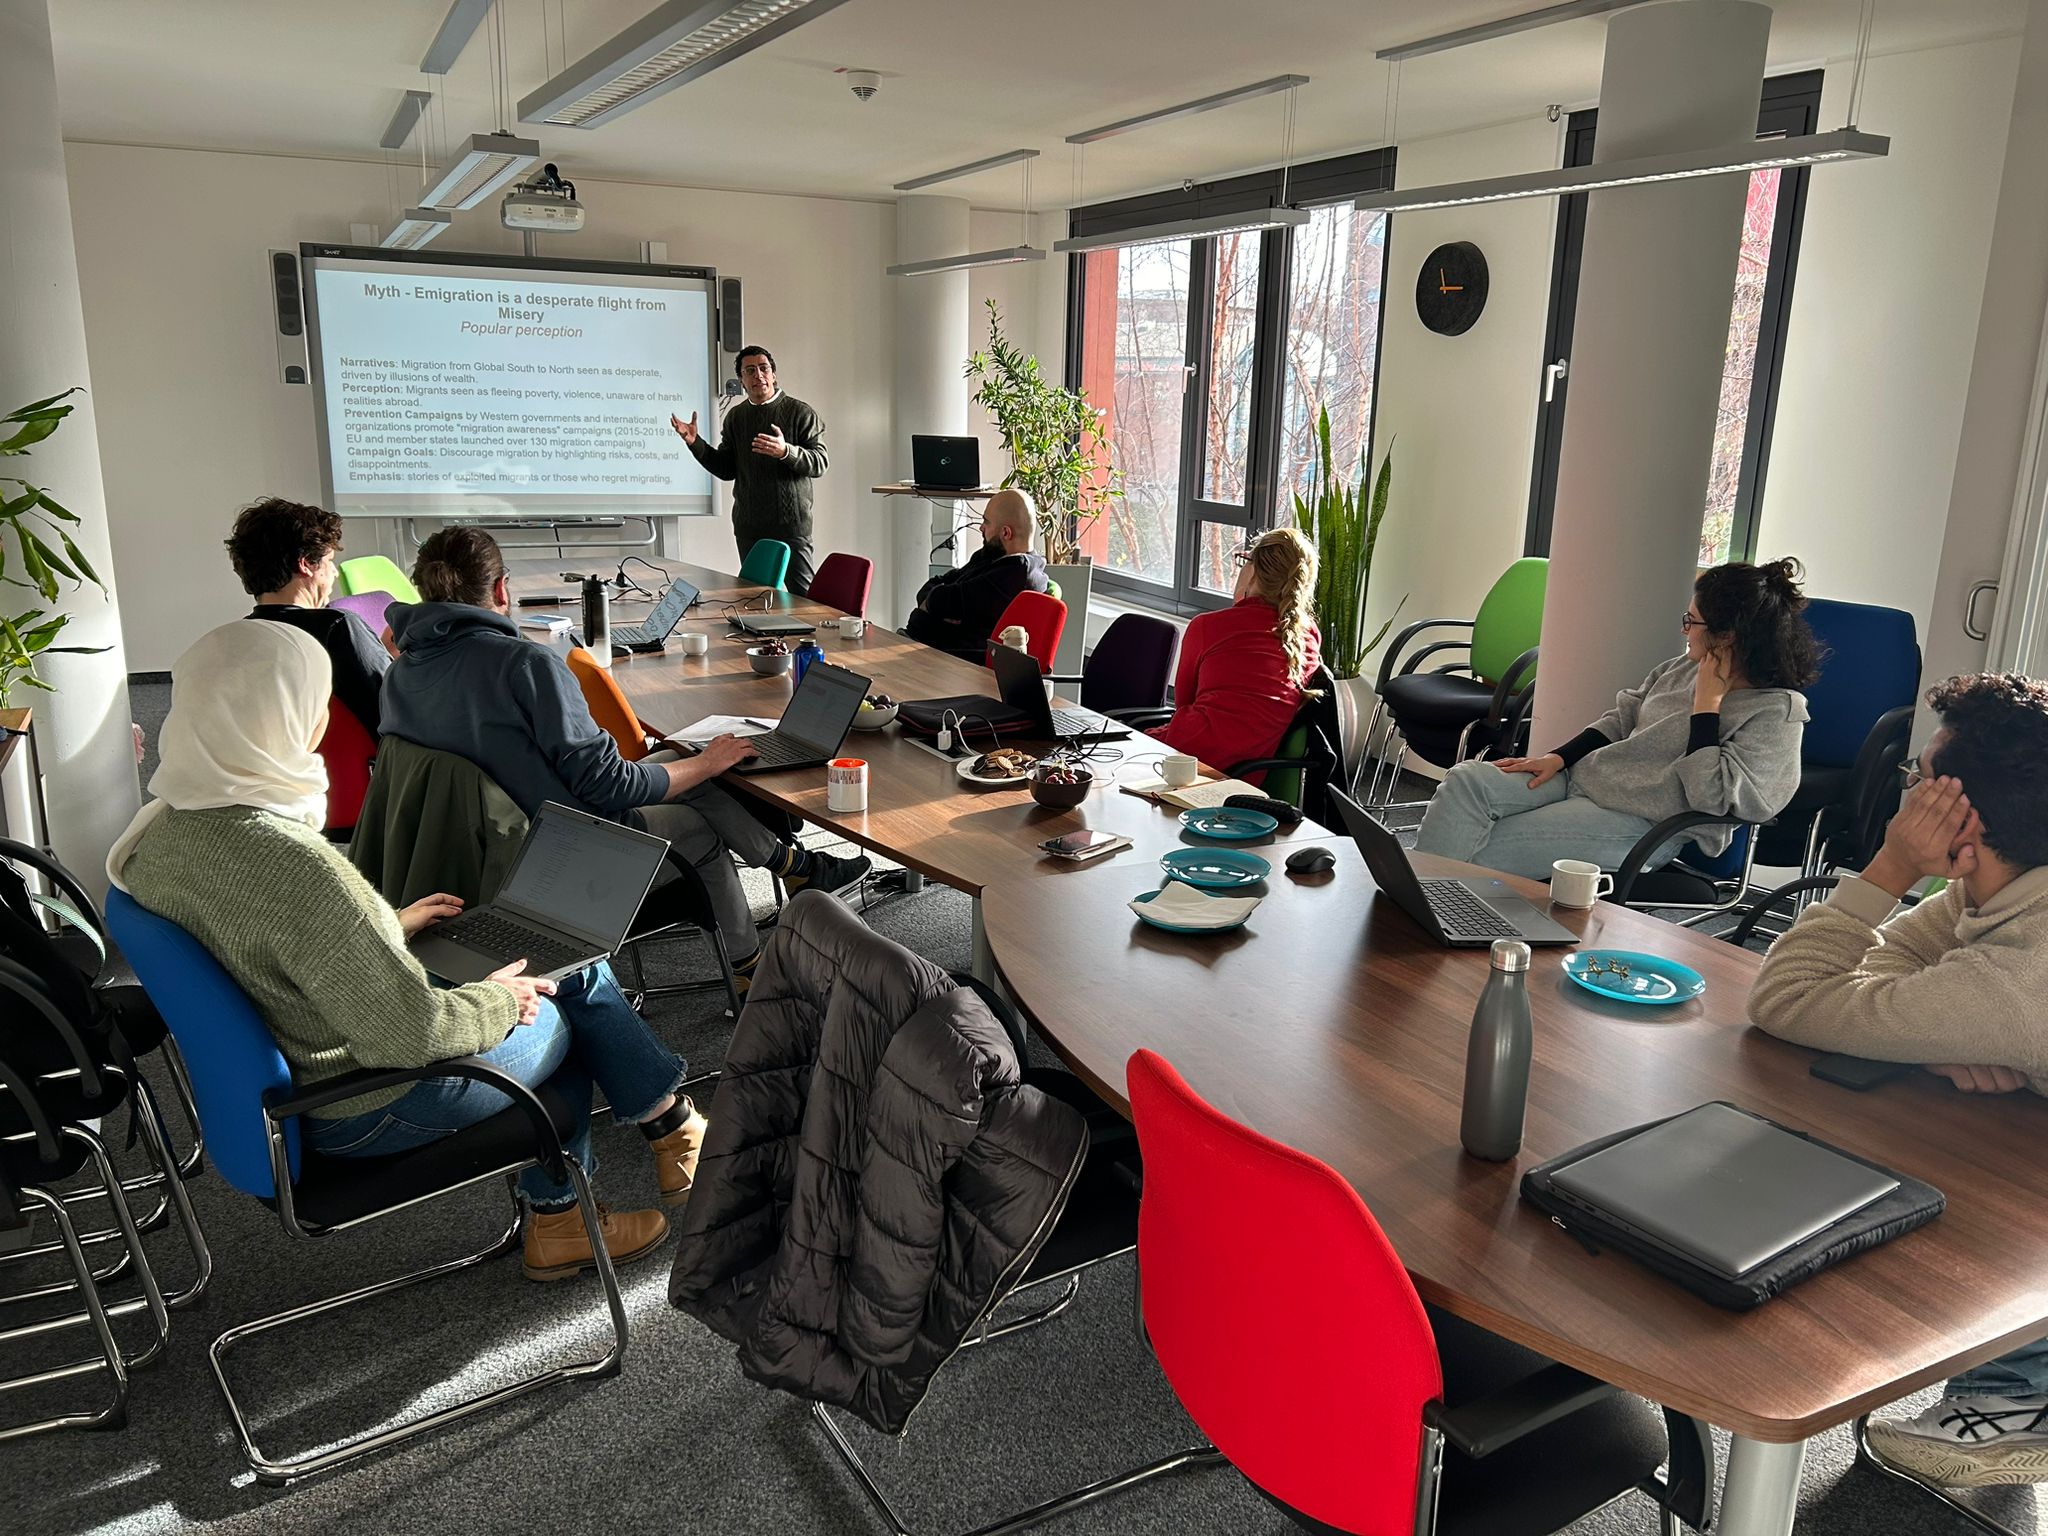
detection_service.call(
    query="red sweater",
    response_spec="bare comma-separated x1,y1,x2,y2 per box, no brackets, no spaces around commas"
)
1153,597,1320,779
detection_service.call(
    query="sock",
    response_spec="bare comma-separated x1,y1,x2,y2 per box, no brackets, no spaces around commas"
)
639,1097,694,1142
733,950,761,995
777,842,813,879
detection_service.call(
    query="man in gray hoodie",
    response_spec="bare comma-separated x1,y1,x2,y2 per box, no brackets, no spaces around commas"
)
381,527,866,993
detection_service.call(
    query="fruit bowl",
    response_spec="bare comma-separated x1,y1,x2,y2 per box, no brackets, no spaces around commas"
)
851,694,898,730
1028,762,1093,810
746,644,793,676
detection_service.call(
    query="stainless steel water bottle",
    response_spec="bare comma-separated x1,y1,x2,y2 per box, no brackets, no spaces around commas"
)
1460,939,1533,1161
581,575,611,667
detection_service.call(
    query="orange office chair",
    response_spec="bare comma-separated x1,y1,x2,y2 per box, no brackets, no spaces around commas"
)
984,591,1066,674
566,647,665,760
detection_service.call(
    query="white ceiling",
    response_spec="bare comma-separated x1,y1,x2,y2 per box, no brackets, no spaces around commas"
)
51,0,2025,211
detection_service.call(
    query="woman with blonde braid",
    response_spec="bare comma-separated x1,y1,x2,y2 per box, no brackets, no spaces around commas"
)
1151,528,1321,784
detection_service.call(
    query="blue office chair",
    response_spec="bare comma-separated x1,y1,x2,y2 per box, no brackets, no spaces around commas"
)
739,538,792,591
105,889,629,1486
1756,598,1920,881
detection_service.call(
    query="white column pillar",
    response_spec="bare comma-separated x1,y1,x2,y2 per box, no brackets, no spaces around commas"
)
1531,1,1773,748
0,0,139,893
889,195,971,622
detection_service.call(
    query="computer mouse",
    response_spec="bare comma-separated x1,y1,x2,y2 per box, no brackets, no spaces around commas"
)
1285,845,1336,875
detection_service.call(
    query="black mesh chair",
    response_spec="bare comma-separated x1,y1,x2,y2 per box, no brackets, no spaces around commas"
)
107,888,628,1486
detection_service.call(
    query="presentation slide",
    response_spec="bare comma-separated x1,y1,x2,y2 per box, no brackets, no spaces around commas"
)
302,252,716,517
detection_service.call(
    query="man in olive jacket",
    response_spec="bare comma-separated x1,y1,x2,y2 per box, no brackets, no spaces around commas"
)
671,345,828,594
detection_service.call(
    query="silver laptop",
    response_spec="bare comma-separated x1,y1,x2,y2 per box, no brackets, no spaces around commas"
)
731,611,817,638
730,661,870,774
1550,1102,1900,1280
409,802,669,983
1330,788,1578,947
611,577,700,649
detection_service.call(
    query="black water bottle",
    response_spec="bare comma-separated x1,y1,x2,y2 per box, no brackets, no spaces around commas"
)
581,575,610,665
1460,939,1533,1161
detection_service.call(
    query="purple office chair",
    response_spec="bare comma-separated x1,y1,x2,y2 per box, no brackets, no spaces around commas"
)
1050,612,1181,719
329,591,395,635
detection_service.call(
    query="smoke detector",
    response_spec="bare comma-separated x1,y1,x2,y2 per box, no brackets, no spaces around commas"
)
838,67,881,102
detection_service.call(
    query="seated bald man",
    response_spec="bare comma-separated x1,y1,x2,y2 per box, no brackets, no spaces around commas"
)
903,488,1048,658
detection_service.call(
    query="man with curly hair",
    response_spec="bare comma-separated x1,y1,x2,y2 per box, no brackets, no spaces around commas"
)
1751,671,2048,1489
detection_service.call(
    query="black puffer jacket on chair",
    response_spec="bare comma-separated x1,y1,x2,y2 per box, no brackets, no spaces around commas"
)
668,890,1087,1434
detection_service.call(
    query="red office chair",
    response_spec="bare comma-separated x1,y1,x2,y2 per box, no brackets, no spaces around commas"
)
1126,1049,1696,1536
808,552,874,618
315,699,377,837
984,591,1066,674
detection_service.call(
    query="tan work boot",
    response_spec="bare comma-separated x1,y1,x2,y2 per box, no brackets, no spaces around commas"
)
649,1102,709,1209
521,1201,668,1282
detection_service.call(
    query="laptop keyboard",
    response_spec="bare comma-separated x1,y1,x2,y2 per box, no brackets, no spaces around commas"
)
439,911,586,974
1421,880,1522,939
1051,707,1120,738
745,731,815,768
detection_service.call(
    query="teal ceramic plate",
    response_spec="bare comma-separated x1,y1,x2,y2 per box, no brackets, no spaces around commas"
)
1178,807,1280,841
1563,949,1706,1006
1160,848,1272,889
1131,888,1253,934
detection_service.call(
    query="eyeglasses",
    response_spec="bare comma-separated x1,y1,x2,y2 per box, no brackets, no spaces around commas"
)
1230,546,1255,569
1679,612,1706,632
1899,758,1925,790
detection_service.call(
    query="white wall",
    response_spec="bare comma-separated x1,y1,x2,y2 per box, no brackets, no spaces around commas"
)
1366,115,1562,647
1755,37,2020,627
62,142,895,669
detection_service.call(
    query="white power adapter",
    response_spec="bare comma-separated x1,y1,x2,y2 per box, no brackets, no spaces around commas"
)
937,709,958,753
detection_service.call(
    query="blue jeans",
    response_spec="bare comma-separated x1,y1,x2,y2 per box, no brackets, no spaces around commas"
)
304,962,685,1210
1413,762,1682,881
1951,1337,2048,1399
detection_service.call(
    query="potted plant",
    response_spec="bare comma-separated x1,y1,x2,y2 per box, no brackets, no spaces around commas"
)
1293,405,1402,779
965,299,1121,675
0,388,108,707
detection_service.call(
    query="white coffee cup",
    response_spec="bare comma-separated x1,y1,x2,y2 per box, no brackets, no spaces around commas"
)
1161,753,1200,789
827,757,869,813
678,632,710,657
841,615,867,639
1550,859,1614,909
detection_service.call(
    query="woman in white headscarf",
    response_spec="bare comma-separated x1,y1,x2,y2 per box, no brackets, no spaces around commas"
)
112,620,702,1281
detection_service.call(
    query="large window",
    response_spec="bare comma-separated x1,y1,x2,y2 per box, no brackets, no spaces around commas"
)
1070,150,1395,613
1527,72,1820,566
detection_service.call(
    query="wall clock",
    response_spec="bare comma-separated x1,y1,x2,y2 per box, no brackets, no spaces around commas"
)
1415,241,1489,336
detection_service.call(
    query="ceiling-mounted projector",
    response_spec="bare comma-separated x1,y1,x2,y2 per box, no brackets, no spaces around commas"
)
503,162,584,232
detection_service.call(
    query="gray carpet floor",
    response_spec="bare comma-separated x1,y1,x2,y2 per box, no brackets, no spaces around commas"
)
3,686,2028,1535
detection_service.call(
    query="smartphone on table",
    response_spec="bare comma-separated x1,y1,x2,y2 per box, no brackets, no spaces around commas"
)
1040,829,1130,863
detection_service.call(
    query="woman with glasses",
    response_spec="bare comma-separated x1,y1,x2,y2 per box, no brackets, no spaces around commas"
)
1150,528,1321,787
1414,558,1820,880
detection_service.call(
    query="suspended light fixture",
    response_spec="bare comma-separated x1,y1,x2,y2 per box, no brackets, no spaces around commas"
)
418,131,542,211
887,152,1048,278
520,0,857,130
1352,130,1888,215
381,207,453,250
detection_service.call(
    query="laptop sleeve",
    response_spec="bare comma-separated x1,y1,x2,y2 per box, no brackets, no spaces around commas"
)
1519,1101,1945,1310
895,696,1033,739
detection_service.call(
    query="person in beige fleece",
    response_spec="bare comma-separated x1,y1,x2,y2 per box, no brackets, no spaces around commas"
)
1750,672,2048,1489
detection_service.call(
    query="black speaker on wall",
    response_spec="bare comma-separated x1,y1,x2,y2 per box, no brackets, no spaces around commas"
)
719,276,743,356
269,249,310,385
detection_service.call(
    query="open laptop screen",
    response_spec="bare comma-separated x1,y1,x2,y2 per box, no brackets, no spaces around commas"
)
779,662,866,751
638,578,698,637
495,806,668,948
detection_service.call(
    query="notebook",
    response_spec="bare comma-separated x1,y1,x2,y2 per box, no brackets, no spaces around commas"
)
1118,776,1264,811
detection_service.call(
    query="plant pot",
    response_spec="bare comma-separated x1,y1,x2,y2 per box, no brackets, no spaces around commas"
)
1045,557,1092,678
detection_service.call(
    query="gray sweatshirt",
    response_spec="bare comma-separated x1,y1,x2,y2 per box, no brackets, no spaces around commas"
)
1555,654,1808,856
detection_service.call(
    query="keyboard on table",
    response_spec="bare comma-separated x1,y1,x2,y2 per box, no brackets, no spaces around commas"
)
439,911,587,974
1050,707,1124,738
1421,880,1522,939
746,732,816,768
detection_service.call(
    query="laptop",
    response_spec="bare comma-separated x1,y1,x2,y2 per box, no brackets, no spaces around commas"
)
1329,787,1578,947
730,611,818,639
1549,1102,1900,1280
409,802,670,984
988,641,1130,742
730,660,870,773
911,434,982,491
610,576,700,651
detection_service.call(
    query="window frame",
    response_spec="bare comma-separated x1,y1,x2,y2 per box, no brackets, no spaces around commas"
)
1525,70,1822,564
1066,148,1396,616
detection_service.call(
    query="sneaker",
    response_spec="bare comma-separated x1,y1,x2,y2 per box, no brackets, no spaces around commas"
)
1866,1394,2048,1487
648,1103,709,1209
787,847,871,896
520,1201,668,1282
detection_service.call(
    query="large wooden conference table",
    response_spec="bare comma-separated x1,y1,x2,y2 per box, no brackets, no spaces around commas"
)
521,555,2048,1536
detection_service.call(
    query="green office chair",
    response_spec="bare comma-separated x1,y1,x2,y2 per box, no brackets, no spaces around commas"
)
739,539,791,591
335,555,420,605
1044,577,1063,603
1360,557,1548,808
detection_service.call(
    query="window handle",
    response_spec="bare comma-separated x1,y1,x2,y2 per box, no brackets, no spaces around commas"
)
1964,579,1999,641
1543,357,1569,403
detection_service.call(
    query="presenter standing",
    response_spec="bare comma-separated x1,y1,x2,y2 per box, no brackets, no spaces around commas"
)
670,345,827,595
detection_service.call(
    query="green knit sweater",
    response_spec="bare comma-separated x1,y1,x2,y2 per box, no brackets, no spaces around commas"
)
685,393,829,546
121,806,518,1118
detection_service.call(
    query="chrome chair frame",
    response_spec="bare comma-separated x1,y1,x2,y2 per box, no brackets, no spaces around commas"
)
1610,811,1765,928
207,1058,628,1485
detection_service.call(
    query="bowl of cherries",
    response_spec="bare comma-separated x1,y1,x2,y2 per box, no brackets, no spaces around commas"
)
746,638,794,676
1028,759,1094,810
